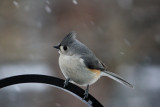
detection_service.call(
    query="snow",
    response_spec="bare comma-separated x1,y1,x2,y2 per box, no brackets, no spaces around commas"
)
0,63,54,91
45,6,52,13
140,66,160,90
13,1,19,8
120,51,125,55
72,0,78,5
123,38,131,46
55,103,61,107
13,85,21,92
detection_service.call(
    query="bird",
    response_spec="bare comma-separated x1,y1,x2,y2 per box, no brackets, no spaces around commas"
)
54,32,133,99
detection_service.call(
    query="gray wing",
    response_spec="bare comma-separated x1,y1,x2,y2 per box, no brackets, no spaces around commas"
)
81,55,107,71
77,40,107,71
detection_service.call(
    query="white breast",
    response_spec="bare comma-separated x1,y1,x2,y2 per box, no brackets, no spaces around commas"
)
58,54,100,86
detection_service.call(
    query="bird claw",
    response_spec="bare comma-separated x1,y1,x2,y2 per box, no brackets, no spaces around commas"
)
83,85,89,99
63,78,70,88
83,90,89,99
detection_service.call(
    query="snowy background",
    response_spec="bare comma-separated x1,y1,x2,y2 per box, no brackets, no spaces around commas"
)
0,0,160,107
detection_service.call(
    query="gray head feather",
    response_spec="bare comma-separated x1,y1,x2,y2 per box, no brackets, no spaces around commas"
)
60,32,76,46
59,32,96,57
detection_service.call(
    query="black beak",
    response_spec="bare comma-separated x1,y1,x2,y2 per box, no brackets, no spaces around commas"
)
53,44,60,49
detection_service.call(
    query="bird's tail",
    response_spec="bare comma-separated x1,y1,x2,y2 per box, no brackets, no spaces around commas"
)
101,71,134,88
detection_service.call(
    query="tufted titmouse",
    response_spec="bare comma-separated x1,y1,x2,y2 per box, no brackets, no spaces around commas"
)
54,32,133,99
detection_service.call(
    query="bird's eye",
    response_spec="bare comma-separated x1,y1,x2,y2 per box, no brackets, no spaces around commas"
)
63,46,67,51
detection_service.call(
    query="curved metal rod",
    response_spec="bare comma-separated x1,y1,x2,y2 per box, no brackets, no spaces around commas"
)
0,74,103,107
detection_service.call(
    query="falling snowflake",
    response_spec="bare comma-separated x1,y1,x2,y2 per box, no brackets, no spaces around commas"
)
13,1,19,8
72,0,78,5
123,38,131,46
120,52,125,55
45,6,52,13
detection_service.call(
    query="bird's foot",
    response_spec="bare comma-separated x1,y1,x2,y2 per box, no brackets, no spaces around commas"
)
83,85,89,99
63,78,70,88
